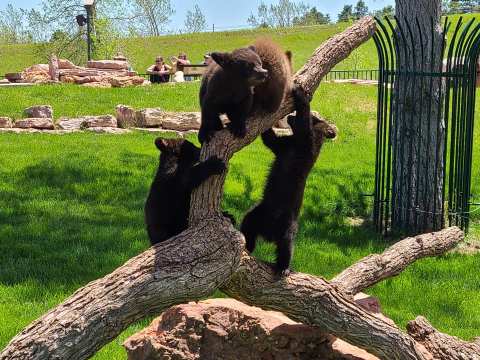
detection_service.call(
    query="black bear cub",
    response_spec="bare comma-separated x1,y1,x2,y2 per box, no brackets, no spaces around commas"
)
240,86,337,276
199,38,292,143
145,138,227,245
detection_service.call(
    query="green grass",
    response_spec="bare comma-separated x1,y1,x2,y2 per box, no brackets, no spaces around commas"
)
0,82,479,359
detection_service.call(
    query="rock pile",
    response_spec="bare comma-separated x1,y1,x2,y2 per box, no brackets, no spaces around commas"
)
123,298,380,360
6,56,148,87
116,105,201,132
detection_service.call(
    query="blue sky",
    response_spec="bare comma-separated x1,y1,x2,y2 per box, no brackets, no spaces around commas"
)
1,0,395,30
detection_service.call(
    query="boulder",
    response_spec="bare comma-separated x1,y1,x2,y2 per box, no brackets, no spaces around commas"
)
24,105,53,119
21,64,50,83
82,115,117,128
58,58,78,70
0,117,13,128
161,112,201,131
14,118,54,130
57,118,84,131
135,109,201,130
49,55,59,81
116,105,137,128
123,299,379,360
109,76,145,88
135,108,164,128
87,60,128,70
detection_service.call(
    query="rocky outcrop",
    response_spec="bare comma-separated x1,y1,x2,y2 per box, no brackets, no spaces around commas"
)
0,117,13,128
82,115,117,128
14,118,54,130
57,118,85,131
24,105,53,119
135,108,201,130
87,60,128,70
116,105,137,128
123,299,379,360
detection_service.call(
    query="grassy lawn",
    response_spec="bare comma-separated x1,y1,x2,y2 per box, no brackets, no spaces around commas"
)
0,82,479,359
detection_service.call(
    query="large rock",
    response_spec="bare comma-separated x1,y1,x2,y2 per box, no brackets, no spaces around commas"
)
58,58,77,70
109,76,145,88
0,117,13,128
123,299,379,360
49,55,59,81
57,118,84,131
135,108,164,128
82,115,117,128
21,64,50,83
135,109,201,130
116,105,137,128
14,118,54,130
24,105,53,119
87,60,128,70
161,112,201,131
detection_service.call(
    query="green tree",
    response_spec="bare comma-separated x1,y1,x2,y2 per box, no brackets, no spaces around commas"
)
374,5,395,18
184,4,207,33
338,5,354,22
248,0,309,28
293,7,330,25
354,0,369,18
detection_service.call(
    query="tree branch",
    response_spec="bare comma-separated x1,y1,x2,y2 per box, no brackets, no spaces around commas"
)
407,316,480,360
331,227,464,296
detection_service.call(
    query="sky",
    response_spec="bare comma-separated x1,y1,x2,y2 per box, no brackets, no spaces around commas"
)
0,0,395,31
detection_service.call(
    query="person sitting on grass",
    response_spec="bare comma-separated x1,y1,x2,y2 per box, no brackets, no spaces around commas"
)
147,56,171,84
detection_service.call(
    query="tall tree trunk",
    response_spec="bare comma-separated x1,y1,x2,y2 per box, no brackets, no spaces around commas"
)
392,0,445,234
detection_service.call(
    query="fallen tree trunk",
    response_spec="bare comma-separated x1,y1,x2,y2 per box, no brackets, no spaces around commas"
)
331,227,464,296
407,316,480,360
4,17,467,360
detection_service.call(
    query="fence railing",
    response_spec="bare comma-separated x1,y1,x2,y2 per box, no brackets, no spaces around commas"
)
136,69,381,83
325,69,380,81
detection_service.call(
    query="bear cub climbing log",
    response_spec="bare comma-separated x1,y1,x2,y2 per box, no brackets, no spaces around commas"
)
145,138,229,245
241,86,337,276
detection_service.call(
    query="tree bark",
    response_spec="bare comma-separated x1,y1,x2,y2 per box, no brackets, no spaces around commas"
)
331,227,463,295
407,316,480,360
392,0,445,233
0,17,377,360
222,255,429,360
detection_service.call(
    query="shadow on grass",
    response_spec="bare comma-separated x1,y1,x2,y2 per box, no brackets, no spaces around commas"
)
0,154,152,287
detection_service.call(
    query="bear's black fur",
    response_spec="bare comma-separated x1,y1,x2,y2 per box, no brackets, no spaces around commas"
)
199,46,268,143
145,138,229,245
240,86,337,276
199,39,292,144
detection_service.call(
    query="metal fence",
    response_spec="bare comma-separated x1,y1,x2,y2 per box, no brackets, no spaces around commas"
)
325,69,380,81
373,16,480,235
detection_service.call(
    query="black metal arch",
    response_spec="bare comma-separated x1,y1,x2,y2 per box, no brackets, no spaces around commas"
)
373,16,480,235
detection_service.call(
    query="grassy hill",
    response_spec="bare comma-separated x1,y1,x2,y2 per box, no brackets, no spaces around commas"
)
2,13,479,76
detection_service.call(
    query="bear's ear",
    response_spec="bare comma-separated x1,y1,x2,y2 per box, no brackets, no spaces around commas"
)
248,45,257,53
155,138,171,152
211,52,232,68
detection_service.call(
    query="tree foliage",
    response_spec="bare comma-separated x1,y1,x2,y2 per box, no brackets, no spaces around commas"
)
338,5,354,22
184,4,207,33
247,0,310,28
443,0,480,14
374,5,395,18
293,7,330,26
354,0,369,19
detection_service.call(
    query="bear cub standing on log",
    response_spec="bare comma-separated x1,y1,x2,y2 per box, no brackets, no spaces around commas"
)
199,38,292,143
240,86,337,276
145,138,230,245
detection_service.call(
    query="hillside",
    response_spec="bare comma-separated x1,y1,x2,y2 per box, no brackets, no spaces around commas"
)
2,14,478,76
